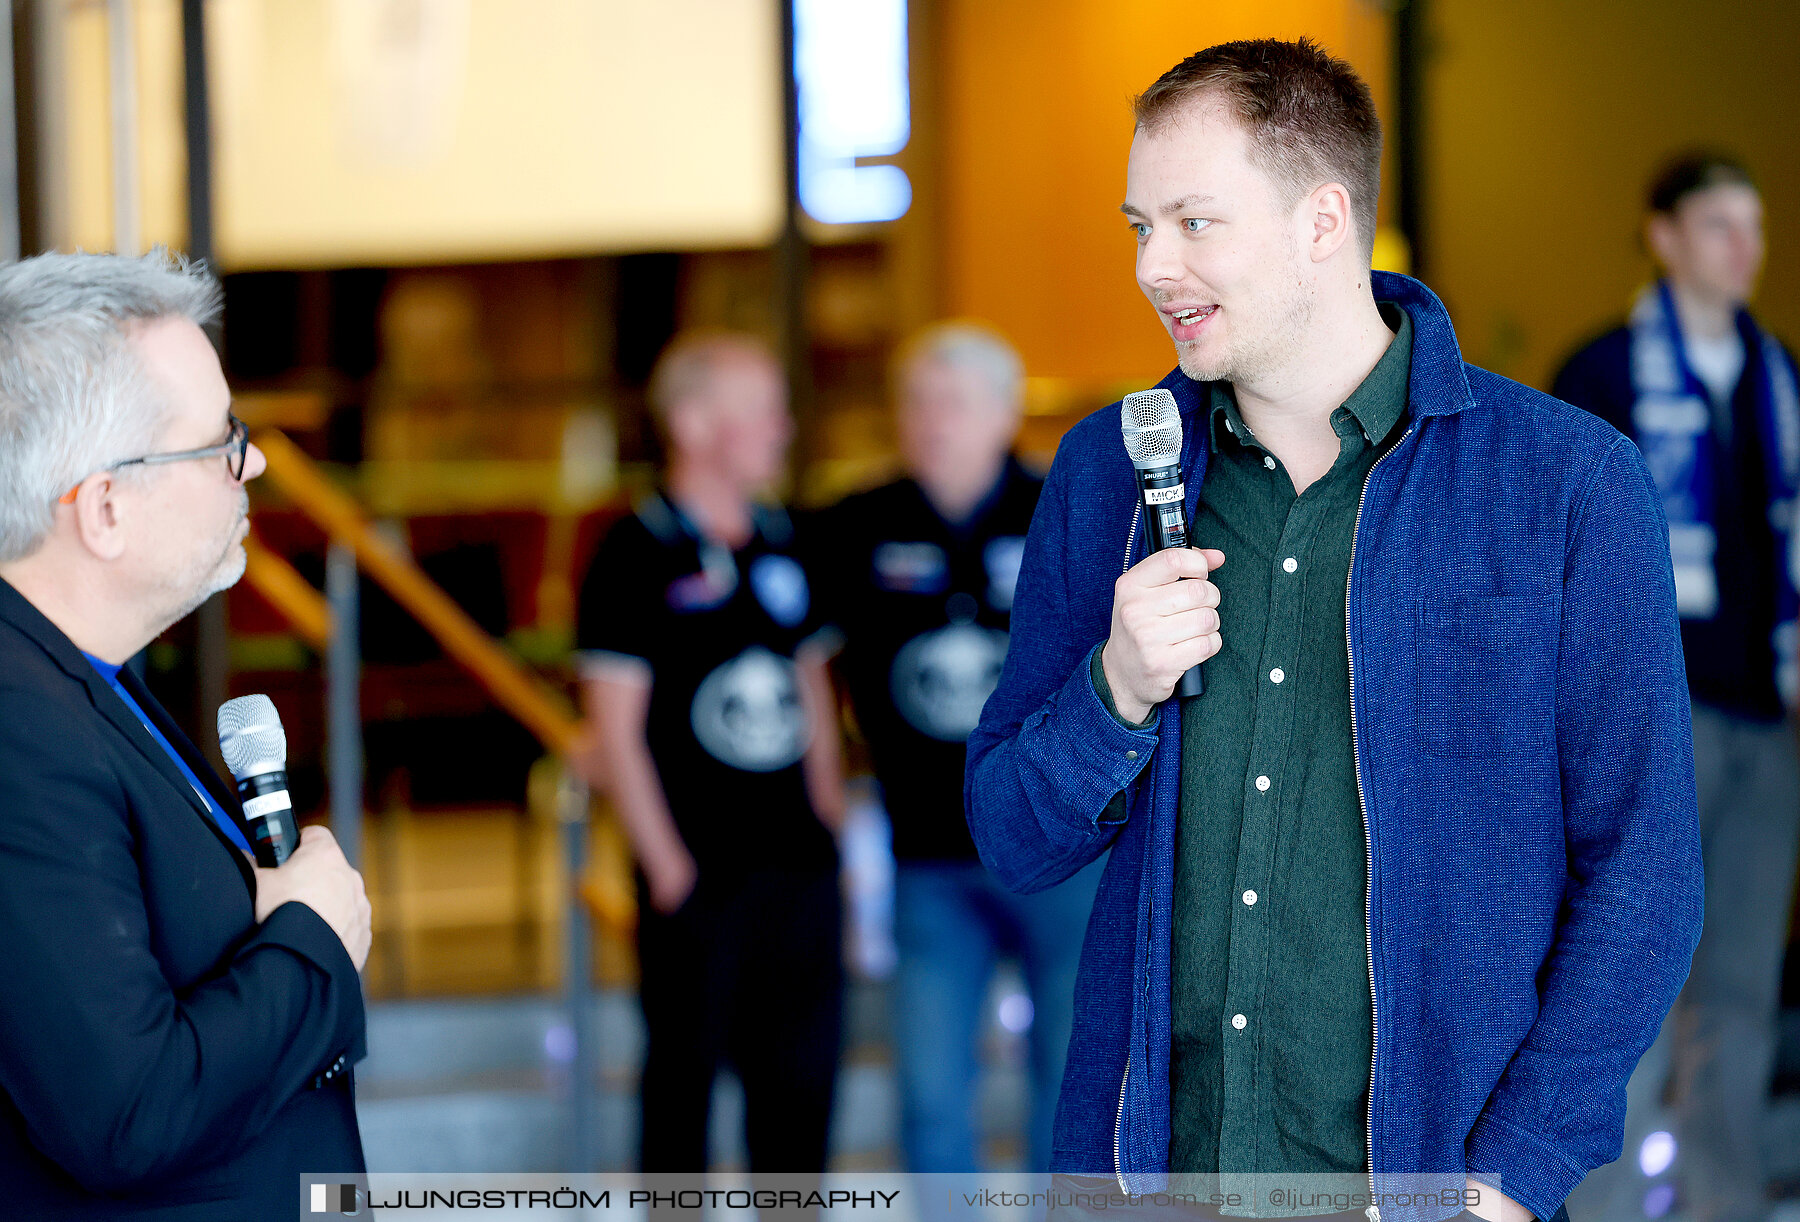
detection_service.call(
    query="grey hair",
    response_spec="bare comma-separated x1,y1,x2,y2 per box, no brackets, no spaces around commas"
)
0,248,222,563
894,320,1026,410
646,330,780,423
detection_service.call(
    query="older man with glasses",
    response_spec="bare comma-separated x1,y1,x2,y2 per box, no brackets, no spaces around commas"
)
58,413,251,499
0,250,372,1219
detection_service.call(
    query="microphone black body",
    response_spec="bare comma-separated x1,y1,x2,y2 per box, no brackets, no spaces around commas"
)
236,770,299,866
218,693,299,867
1136,462,1206,700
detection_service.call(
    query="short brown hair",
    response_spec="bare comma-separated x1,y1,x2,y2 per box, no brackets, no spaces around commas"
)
1135,38,1383,260
1647,152,1756,216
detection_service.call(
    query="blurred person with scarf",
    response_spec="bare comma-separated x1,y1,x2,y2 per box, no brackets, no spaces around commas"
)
1556,154,1799,1222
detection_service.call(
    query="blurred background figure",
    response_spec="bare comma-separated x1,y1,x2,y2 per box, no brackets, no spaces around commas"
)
812,323,1099,1172
8,0,1797,1193
574,333,845,1172
1556,156,1800,1222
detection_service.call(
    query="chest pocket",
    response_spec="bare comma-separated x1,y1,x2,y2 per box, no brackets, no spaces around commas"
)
1414,591,1560,758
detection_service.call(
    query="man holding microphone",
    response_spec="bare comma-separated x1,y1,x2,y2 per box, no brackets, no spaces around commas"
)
967,38,1702,1222
0,251,371,1218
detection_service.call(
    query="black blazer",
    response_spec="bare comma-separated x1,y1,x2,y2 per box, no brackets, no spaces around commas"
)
0,577,366,1219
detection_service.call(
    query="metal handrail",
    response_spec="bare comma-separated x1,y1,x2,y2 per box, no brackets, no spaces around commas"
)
241,427,606,1169
251,428,583,757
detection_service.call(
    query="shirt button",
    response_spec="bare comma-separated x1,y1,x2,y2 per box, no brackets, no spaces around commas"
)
1282,557,1297,573
1231,1013,1248,1030
1269,667,1285,684
1255,775,1270,791
1243,889,1258,906
1125,750,1138,760
1263,456,1277,470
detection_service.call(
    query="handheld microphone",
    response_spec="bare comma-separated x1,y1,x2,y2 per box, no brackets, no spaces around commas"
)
1122,388,1205,699
218,695,299,866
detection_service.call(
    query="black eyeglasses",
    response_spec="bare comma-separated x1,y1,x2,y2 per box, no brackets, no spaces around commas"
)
58,415,250,504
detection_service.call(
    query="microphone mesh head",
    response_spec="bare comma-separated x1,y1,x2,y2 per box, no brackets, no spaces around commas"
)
1121,389,1183,468
217,694,287,778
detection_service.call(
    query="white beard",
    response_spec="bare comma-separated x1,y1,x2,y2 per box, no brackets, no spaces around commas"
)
152,495,250,632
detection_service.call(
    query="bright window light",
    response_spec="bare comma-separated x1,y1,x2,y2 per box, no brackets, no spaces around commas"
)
794,0,912,224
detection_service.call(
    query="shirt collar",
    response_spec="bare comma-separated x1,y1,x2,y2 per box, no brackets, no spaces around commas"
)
640,489,792,552
1208,301,1414,450
80,650,123,682
910,454,1021,535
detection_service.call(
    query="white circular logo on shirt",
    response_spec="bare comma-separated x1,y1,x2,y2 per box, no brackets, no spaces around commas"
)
890,623,1010,742
690,646,811,772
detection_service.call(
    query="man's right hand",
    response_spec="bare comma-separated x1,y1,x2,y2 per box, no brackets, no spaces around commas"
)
1100,546,1226,724
253,825,372,972
644,849,698,915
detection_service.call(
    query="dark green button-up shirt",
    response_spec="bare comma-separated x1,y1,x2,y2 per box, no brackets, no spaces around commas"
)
1169,303,1413,1177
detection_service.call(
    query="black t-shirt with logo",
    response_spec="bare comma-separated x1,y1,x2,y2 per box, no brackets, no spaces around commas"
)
813,459,1042,862
576,493,836,876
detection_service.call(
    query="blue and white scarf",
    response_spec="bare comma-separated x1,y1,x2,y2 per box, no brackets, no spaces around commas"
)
1629,279,1800,705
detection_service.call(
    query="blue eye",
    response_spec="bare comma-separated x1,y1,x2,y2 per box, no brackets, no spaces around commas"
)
1184,218,1211,233
1130,222,1151,240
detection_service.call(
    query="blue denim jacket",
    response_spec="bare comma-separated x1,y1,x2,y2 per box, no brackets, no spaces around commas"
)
965,273,1703,1222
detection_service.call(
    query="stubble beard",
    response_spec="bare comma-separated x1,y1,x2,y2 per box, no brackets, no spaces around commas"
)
1174,339,1231,385
1171,273,1317,391
155,494,251,632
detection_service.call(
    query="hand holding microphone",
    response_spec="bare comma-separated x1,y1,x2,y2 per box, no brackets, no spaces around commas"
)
1106,389,1225,723
252,827,372,972
220,695,371,971
1102,549,1225,724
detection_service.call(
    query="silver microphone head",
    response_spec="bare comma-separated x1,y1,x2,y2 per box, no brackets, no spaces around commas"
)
217,694,287,780
1121,389,1183,470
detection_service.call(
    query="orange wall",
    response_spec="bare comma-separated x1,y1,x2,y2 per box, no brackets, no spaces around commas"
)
932,1,1394,389
1423,0,1800,391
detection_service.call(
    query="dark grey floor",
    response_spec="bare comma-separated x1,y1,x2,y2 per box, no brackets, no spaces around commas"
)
355,984,1800,1193
356,973,1033,1174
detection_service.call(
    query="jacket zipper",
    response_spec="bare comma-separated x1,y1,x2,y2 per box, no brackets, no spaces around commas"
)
1114,499,1142,1192
1347,425,1413,1222
1116,428,1411,1202
1114,1056,1130,1190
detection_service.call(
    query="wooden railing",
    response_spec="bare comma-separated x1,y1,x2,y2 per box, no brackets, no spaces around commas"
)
236,428,641,965
243,533,330,650
245,428,584,758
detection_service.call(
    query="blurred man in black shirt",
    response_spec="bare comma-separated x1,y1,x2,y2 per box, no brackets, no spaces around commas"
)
577,332,845,1172
815,323,1099,1171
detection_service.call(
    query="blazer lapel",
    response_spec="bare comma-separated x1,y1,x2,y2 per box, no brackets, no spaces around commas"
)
117,666,257,895
0,577,256,896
